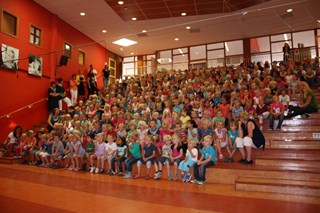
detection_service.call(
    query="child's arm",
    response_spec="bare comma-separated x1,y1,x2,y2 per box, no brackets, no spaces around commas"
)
145,150,156,161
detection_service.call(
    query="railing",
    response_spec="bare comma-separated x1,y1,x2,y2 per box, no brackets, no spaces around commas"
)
0,98,47,120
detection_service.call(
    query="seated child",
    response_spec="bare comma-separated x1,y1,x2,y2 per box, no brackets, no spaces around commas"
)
170,134,183,181
123,133,141,179
90,133,106,174
224,122,239,163
111,136,127,176
154,135,173,180
178,139,198,183
213,120,228,160
105,134,117,174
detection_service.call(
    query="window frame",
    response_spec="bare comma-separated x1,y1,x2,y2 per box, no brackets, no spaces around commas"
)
1,9,18,37
29,24,42,47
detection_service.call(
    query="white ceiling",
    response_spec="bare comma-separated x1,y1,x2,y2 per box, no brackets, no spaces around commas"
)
33,0,320,57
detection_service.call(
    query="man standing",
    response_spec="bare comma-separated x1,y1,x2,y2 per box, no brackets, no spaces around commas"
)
102,63,110,88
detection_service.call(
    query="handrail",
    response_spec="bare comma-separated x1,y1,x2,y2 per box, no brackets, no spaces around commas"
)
0,98,47,120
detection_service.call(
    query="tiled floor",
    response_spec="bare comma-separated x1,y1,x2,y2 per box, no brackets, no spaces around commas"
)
0,163,319,213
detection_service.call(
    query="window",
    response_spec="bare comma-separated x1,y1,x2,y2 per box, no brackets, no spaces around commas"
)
190,45,206,60
250,36,270,53
1,10,18,36
292,30,315,48
30,25,41,46
225,40,243,56
64,43,72,59
123,56,138,77
78,50,85,65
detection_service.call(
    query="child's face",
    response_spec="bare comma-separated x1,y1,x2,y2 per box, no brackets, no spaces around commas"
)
87,137,93,143
107,136,114,143
53,136,59,142
188,142,195,149
172,136,179,144
203,138,211,147
145,137,151,145
230,124,237,131
165,139,171,146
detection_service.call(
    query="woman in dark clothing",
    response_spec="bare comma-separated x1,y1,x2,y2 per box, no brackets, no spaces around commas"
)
235,111,265,164
48,81,60,112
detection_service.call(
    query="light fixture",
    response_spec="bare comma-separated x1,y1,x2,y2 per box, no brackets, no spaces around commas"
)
178,48,183,54
317,20,320,23
80,12,86,16
132,17,137,21
181,12,186,16
186,26,191,30
175,38,179,41
113,38,137,47
142,30,147,33
242,11,248,16
284,34,288,41
287,9,293,13
118,1,124,5
195,52,199,55
102,30,107,33
130,52,134,55
225,42,229,52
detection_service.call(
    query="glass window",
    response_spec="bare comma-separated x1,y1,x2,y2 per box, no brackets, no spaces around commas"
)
225,56,243,66
64,43,72,59
251,53,271,65
123,62,135,76
292,30,315,48
173,54,188,63
30,25,41,46
225,40,243,56
190,45,206,60
1,10,18,36
146,54,155,60
173,48,188,55
123,57,134,63
271,53,283,62
207,43,224,50
271,41,289,53
173,63,188,71
159,50,172,59
78,50,85,65
207,49,224,59
271,33,291,42
207,59,224,68
250,36,270,53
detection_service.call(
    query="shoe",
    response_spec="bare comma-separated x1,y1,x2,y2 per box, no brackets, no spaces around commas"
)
82,163,87,171
99,169,105,174
241,160,253,164
173,172,178,181
185,173,192,182
123,173,132,179
67,167,74,171
118,172,123,176
268,128,273,131
219,154,223,160
90,167,95,173
239,159,246,163
190,179,199,184
133,175,141,179
95,167,99,173
275,127,281,131
111,170,116,175
181,173,186,182
154,172,160,180
198,181,204,185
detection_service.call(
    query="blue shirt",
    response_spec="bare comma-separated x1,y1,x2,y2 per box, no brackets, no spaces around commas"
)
228,130,238,144
202,145,216,163
199,128,213,141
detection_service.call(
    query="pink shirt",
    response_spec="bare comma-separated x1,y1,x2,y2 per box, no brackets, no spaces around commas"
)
270,102,285,114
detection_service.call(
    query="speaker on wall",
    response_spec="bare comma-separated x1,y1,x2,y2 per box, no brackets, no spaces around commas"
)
59,55,68,66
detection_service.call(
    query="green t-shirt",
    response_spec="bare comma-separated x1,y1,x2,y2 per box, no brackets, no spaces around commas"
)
304,91,318,109
130,142,141,158
86,142,95,153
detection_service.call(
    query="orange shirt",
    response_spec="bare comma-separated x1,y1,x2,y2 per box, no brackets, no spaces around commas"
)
70,79,78,91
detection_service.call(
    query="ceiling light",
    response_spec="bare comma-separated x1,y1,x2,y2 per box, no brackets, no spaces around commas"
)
142,30,147,33
113,38,137,47
181,12,186,16
317,20,320,23
118,1,124,5
102,30,107,33
225,42,229,52
186,26,191,30
80,12,86,16
175,38,179,41
287,9,293,13
284,34,288,41
195,52,199,55
132,17,137,21
242,11,248,16
130,52,134,55
178,48,183,54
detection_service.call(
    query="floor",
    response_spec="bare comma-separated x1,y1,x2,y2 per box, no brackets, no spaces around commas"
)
0,163,319,213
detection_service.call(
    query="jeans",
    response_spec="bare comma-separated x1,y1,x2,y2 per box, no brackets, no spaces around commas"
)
193,161,214,182
103,78,109,88
287,105,318,118
124,156,141,172
269,114,284,129
111,156,126,172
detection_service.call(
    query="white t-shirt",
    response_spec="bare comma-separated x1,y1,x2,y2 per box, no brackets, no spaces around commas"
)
186,148,198,162
105,142,117,155
7,132,17,144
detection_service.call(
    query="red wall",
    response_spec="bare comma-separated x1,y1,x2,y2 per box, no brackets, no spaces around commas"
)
0,0,109,141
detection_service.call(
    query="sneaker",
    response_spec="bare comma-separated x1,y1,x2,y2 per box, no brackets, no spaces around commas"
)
95,167,99,173
154,172,160,180
123,173,132,179
242,160,253,164
106,169,111,175
185,173,192,182
190,179,199,184
275,127,281,131
268,128,273,131
111,170,116,175
181,173,186,182
198,181,204,185
90,167,95,173
118,172,123,176
239,159,246,163
224,157,230,162
99,169,105,174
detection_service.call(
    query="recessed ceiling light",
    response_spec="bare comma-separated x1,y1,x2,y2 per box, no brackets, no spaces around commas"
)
317,20,320,23
186,26,191,30
118,1,124,5
142,30,147,33
80,12,86,16
175,38,179,41
113,38,137,47
181,12,186,16
287,9,293,13
132,17,137,21
130,52,134,55
102,30,107,33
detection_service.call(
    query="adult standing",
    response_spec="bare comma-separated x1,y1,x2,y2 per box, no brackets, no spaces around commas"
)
56,78,72,110
48,81,60,112
87,65,98,96
3,125,22,157
283,43,291,64
236,112,265,164
286,81,318,118
69,74,79,105
76,69,85,101
102,64,110,88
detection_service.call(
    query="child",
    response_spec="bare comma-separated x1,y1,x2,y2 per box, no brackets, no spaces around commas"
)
279,88,290,110
255,97,269,130
178,139,198,183
68,133,85,172
213,109,225,128
155,135,173,180
105,134,117,174
85,134,95,170
231,99,243,121
170,134,183,181
147,119,160,144
90,133,106,173
116,123,127,138
244,99,255,118
213,120,228,160
123,133,141,179
269,95,285,131
50,134,64,168
138,121,149,147
186,120,199,145
39,134,53,168
192,135,216,184
158,120,171,153
136,135,157,179
111,136,127,176
224,122,238,163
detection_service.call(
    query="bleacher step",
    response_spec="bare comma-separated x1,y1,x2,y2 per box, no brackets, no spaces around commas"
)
270,140,320,150
0,157,23,164
255,155,320,168
235,177,320,196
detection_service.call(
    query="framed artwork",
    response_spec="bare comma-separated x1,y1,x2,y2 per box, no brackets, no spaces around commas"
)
28,55,42,76
1,44,19,70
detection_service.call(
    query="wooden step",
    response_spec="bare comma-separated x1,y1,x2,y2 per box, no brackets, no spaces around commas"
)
270,140,320,150
260,119,320,128
255,155,320,168
0,157,24,164
235,177,320,196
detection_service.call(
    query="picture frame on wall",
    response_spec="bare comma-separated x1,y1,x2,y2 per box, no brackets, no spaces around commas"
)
28,55,42,77
1,44,19,70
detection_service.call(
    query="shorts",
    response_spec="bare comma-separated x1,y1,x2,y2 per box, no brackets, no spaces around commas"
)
104,155,115,161
24,149,30,155
137,159,155,169
53,152,64,159
220,141,228,148
32,149,39,154
173,158,182,165
39,152,51,158
158,156,172,165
